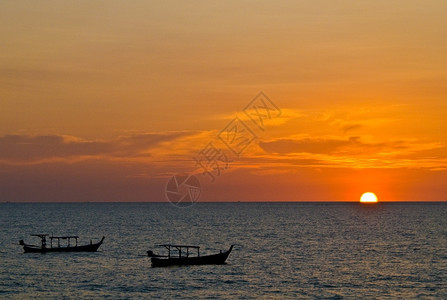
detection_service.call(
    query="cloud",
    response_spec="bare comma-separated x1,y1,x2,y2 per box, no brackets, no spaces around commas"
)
0,132,196,164
257,135,447,169
259,136,442,156
260,136,364,155
341,123,363,133
0,65,102,90
211,108,302,128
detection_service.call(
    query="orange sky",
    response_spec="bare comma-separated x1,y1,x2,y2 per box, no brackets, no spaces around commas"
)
1,1,446,202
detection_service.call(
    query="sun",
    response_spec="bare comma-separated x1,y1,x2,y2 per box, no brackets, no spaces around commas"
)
360,192,378,203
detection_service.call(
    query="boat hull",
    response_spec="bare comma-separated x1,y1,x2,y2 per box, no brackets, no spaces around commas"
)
151,245,233,267
23,237,105,253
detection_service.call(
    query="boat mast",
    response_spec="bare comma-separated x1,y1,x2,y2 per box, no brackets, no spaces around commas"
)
41,235,46,249
31,234,49,249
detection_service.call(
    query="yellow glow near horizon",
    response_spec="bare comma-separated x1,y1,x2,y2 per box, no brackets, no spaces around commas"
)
360,192,378,203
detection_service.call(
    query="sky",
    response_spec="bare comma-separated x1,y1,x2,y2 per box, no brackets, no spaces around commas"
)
1,0,446,202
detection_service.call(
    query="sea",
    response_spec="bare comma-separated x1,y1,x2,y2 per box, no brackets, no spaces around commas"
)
0,202,446,299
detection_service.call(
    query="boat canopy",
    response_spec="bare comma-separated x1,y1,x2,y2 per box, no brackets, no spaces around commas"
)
159,244,200,249
30,234,80,247
31,234,79,239
158,244,201,258
50,235,79,239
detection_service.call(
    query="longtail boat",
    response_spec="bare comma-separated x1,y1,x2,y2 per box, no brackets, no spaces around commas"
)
19,234,105,253
148,244,234,267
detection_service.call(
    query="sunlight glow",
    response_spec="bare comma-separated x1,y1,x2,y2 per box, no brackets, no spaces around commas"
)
360,192,378,203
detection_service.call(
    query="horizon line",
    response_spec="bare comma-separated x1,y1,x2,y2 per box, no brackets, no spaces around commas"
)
2,201,446,204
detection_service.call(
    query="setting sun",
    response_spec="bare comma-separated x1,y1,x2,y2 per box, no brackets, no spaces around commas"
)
360,192,378,203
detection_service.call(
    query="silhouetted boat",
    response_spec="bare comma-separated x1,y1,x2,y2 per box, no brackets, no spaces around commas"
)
19,234,105,253
148,244,234,267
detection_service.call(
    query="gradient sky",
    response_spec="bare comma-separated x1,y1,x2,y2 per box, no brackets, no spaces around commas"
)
1,0,446,202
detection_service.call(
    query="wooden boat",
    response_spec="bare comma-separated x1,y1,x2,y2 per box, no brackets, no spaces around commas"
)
148,244,234,267
19,234,105,253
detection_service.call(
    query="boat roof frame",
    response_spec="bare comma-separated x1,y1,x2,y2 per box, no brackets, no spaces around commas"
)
31,234,79,239
50,235,79,239
159,244,200,249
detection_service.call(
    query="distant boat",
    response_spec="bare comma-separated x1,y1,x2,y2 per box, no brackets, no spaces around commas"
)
19,234,105,253
148,244,234,267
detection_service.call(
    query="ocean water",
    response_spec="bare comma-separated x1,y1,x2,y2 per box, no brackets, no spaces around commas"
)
0,202,446,299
